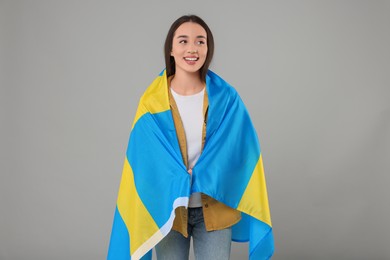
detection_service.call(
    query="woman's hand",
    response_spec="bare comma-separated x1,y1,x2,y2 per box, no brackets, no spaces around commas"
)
187,168,192,175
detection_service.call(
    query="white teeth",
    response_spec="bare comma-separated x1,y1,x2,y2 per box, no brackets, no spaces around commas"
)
184,57,198,61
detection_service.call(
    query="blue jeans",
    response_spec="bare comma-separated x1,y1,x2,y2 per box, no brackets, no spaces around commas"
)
155,207,232,260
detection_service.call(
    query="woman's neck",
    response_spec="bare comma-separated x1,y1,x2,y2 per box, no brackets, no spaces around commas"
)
170,70,205,96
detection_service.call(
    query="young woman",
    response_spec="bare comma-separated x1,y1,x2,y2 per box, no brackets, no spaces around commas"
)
154,15,240,260
108,15,274,260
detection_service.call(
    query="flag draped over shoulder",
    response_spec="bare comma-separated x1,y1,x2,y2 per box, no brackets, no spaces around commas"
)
107,70,274,260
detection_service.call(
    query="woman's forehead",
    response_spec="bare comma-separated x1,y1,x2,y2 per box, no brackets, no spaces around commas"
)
174,22,207,37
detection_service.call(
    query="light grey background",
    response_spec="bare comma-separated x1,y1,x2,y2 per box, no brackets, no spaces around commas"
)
1,0,389,259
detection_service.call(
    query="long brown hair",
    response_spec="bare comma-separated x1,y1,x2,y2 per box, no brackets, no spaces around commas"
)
164,15,214,82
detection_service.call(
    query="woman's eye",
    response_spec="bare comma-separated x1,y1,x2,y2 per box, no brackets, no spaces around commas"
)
197,41,205,45
179,40,187,44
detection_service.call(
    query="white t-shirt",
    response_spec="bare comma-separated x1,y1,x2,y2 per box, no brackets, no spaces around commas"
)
171,87,205,208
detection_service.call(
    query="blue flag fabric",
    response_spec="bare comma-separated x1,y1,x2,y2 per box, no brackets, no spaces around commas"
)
108,70,274,259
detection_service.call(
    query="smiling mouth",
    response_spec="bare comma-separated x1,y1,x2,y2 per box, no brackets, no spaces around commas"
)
184,57,199,61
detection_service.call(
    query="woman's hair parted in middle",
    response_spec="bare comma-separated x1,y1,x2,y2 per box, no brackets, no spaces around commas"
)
164,15,214,82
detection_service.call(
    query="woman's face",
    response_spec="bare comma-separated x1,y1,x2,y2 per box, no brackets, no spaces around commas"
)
171,22,208,75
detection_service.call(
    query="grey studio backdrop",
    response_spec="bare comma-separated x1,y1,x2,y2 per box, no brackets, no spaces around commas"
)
1,1,389,259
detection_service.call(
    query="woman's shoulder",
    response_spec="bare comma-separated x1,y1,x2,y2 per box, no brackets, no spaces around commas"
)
206,70,239,97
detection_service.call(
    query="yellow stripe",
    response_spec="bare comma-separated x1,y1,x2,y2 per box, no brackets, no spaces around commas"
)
237,154,272,227
117,158,159,254
132,72,170,128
